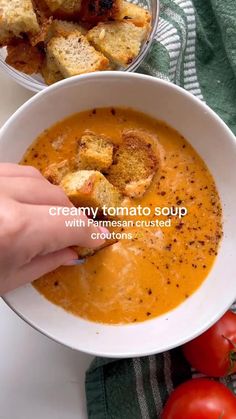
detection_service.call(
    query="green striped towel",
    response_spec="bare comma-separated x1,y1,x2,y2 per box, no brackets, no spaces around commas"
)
86,343,236,419
86,0,236,417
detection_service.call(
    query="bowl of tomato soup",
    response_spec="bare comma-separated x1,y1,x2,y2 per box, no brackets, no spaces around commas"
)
0,72,235,357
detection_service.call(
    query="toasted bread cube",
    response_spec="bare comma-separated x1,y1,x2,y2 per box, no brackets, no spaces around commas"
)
60,170,122,210
115,0,151,30
29,0,53,45
87,21,146,67
41,53,63,84
56,0,82,12
44,0,65,11
107,129,160,198
124,176,154,199
42,21,87,83
78,131,114,171
0,0,40,45
44,160,70,184
6,39,44,75
74,246,96,259
46,19,87,42
74,237,118,259
33,0,52,19
29,16,53,46
47,31,109,77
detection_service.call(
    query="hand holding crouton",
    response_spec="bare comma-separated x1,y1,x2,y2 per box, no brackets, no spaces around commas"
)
0,163,105,295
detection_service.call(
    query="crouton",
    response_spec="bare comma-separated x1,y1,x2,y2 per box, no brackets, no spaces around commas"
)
47,31,109,77
32,0,52,19
44,160,70,184
57,0,82,13
29,0,53,45
29,16,53,45
78,131,114,171
34,18,86,48
74,246,96,259
87,21,146,67
6,39,44,74
53,0,82,20
45,19,87,42
44,0,65,11
41,53,63,84
124,176,154,199
107,129,159,198
80,0,119,25
115,0,151,30
0,0,40,46
75,237,118,259
60,170,123,211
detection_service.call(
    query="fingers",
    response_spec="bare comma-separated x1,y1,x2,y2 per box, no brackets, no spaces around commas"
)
1,248,78,295
0,163,45,179
0,177,72,206
23,204,105,256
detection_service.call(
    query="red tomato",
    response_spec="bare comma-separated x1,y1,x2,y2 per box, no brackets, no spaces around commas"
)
161,379,236,419
183,311,236,377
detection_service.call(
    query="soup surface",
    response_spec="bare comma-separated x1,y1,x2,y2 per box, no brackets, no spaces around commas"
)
22,108,222,324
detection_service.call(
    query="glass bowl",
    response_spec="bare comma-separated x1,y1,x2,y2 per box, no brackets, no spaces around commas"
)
0,0,159,92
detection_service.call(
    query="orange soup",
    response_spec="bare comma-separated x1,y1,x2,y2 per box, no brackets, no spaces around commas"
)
22,108,222,324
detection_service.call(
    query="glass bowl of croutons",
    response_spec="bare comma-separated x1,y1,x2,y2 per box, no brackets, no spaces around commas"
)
0,0,159,92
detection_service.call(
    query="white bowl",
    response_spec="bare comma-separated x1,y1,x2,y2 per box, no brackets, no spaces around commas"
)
0,72,236,358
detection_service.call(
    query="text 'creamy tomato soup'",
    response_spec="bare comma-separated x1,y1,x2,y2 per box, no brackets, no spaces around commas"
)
22,108,222,324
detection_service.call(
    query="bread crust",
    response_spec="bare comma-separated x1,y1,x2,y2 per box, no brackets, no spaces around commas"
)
87,21,145,66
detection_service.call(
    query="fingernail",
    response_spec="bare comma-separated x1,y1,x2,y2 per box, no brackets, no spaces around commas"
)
64,259,86,266
99,227,110,238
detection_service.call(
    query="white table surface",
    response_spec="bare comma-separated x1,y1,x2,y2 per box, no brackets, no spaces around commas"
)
0,71,93,419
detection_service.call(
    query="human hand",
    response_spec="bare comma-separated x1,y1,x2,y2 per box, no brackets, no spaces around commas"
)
0,163,105,295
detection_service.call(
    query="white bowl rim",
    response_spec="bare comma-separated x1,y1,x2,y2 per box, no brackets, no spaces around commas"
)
1,70,235,139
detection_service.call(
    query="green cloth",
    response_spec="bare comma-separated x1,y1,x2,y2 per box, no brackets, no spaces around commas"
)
86,1,236,417
86,350,192,419
139,0,236,134
86,346,236,419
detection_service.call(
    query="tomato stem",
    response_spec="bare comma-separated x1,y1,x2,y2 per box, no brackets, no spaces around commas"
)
231,351,236,361
222,335,236,349
222,335,236,374
229,350,236,374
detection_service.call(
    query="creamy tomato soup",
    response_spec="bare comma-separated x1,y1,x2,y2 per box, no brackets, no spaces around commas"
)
22,108,222,324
